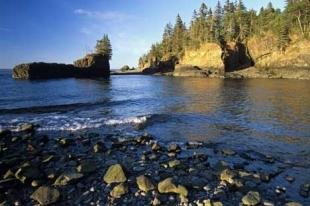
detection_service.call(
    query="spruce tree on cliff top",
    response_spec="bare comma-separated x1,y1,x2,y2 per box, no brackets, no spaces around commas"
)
95,34,112,60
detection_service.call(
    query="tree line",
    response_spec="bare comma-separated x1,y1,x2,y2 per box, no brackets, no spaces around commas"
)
139,0,309,68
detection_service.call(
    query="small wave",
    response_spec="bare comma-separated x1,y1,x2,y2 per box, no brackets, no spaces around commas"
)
104,116,149,126
0,99,134,115
0,102,105,115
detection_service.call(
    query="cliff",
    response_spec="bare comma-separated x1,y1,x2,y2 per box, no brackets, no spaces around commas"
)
177,36,310,79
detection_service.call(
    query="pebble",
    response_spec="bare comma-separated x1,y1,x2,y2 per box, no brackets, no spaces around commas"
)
103,164,127,184
242,191,261,206
31,186,60,205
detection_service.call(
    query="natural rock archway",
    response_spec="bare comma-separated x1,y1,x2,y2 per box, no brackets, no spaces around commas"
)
221,41,255,72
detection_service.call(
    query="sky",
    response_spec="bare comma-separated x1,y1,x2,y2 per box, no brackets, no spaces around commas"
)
0,0,285,69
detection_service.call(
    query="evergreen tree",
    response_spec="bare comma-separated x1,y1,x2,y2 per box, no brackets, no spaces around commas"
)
286,0,310,37
278,17,290,52
207,8,215,42
95,34,112,60
214,0,223,42
172,14,187,58
162,23,174,55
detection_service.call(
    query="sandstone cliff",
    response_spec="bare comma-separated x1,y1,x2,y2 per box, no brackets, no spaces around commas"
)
177,36,310,79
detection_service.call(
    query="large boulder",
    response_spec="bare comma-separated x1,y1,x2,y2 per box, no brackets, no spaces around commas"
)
12,63,75,79
74,53,110,77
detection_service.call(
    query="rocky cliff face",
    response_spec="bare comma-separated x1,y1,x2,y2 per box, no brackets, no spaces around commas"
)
248,36,310,69
139,41,255,77
140,56,177,75
74,53,110,77
12,53,110,80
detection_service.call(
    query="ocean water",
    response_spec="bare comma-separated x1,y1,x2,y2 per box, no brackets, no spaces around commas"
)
0,69,309,164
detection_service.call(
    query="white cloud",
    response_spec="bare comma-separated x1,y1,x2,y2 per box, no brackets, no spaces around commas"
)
74,9,133,22
80,27,92,35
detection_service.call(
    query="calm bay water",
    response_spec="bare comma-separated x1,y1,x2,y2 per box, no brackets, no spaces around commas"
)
0,69,309,164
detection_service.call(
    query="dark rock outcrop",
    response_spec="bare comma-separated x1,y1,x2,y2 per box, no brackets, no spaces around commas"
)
12,63,75,79
12,53,110,80
173,65,210,77
221,41,255,72
141,57,177,75
74,53,110,77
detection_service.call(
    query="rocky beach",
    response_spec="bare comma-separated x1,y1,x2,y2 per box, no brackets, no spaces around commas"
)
0,124,309,205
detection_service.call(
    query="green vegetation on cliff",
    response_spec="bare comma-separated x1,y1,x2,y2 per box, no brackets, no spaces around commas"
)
138,0,309,71
96,34,113,60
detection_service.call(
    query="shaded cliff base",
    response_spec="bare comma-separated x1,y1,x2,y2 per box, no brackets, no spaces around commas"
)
152,66,310,80
225,67,310,80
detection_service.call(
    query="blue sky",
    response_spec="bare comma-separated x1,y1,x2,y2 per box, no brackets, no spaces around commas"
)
0,0,285,69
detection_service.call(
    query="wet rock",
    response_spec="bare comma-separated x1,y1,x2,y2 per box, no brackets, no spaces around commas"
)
186,141,203,149
18,123,34,133
31,180,40,187
149,153,157,160
103,164,127,184
42,155,54,163
158,178,188,197
242,191,261,206
221,148,236,156
168,144,181,153
299,183,309,197
220,169,237,184
260,172,271,182
285,175,295,183
285,202,303,206
213,202,223,206
93,142,105,153
11,136,19,142
58,138,71,147
136,175,154,192
54,172,83,186
0,201,9,206
31,186,60,205
151,142,161,151
152,197,161,205
15,163,43,184
76,161,97,174
110,183,128,198
168,160,181,168
3,169,14,179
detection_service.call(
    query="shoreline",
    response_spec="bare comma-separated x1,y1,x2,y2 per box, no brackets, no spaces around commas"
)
0,124,309,205
112,67,310,80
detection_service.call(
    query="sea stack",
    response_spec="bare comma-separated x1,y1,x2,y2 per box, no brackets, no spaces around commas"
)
12,53,110,80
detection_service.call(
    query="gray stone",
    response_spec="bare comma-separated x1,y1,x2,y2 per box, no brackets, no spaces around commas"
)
31,186,60,205
242,191,261,206
15,163,42,184
110,183,128,198
54,173,83,186
18,123,34,133
158,178,188,197
136,175,154,192
103,164,127,184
